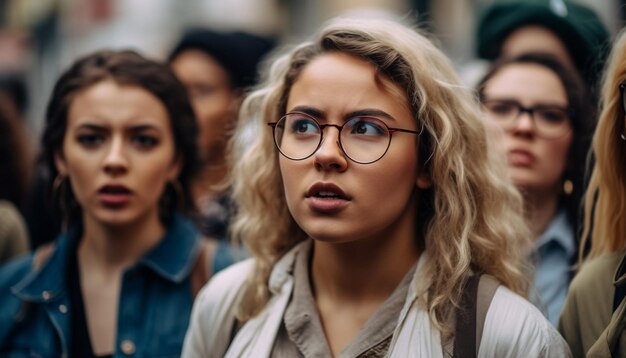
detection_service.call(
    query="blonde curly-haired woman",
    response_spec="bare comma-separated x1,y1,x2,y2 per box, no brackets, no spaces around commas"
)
183,17,569,358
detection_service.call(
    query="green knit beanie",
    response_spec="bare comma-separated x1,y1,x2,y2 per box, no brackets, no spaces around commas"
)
476,0,610,86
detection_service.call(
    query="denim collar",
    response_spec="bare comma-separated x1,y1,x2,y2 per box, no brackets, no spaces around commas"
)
12,213,201,303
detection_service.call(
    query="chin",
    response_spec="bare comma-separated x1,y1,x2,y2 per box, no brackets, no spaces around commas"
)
90,210,142,228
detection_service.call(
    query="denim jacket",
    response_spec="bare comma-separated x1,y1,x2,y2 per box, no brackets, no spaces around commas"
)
0,213,202,358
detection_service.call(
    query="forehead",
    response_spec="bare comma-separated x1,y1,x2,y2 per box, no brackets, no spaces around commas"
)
483,63,567,103
171,49,231,85
501,25,573,68
286,52,412,119
67,80,171,129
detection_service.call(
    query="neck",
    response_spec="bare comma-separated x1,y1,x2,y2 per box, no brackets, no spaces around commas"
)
79,210,165,272
521,187,561,239
311,213,419,302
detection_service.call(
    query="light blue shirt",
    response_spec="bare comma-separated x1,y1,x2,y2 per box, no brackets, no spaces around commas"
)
530,209,576,326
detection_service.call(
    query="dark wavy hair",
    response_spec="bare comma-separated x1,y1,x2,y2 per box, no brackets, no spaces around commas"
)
0,95,32,208
477,52,596,239
41,49,199,226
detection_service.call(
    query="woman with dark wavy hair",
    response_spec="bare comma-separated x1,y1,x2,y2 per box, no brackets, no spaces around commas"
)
0,50,215,357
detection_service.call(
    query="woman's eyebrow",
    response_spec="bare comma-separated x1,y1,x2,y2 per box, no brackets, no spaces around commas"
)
345,109,395,121
127,124,162,133
75,123,107,131
289,105,326,119
288,106,396,122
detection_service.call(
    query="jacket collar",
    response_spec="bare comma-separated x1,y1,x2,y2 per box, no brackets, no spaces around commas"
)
268,240,311,295
138,213,201,283
535,209,575,258
12,213,201,302
613,250,626,287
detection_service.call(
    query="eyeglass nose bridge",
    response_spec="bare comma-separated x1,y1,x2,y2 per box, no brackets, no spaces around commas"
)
316,122,347,156
512,106,538,130
517,107,535,118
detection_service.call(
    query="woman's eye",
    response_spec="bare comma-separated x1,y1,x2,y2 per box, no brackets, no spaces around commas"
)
350,119,385,136
537,109,567,123
487,103,515,116
132,135,158,148
77,134,104,146
290,119,318,135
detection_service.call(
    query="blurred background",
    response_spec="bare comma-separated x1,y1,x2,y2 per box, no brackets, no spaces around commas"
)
0,0,623,138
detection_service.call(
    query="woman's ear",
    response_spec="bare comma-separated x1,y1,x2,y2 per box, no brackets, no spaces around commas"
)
416,170,432,189
54,152,68,176
168,155,183,182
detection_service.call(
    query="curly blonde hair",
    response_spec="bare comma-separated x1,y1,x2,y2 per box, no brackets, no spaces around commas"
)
581,29,626,260
230,17,531,333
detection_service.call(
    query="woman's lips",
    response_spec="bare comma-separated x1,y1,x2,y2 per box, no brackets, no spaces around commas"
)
98,185,133,206
305,182,351,214
306,196,350,213
507,149,535,167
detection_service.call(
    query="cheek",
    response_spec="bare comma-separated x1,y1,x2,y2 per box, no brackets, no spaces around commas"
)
545,136,572,172
485,124,507,151
278,158,298,206
63,159,94,205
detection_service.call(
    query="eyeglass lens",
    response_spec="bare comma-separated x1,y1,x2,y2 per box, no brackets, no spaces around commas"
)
482,99,570,138
272,112,393,164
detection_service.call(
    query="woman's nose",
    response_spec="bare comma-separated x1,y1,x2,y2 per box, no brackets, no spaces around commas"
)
103,137,129,175
512,110,535,134
313,126,348,171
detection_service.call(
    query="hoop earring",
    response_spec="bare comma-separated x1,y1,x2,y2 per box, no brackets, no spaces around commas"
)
563,179,574,196
621,133,625,141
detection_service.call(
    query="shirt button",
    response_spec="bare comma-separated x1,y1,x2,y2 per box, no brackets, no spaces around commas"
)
58,304,68,313
120,339,136,355
42,291,52,300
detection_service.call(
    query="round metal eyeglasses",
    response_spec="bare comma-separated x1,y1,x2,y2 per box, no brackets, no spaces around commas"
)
267,112,420,164
481,98,573,139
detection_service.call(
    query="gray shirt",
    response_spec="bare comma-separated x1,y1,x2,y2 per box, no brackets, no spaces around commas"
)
271,243,415,358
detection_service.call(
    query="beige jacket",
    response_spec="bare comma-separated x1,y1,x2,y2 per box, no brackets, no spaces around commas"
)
559,250,624,357
183,240,569,357
0,200,29,264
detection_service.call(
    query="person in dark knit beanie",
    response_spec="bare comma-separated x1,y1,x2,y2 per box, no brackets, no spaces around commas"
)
169,29,275,272
476,0,610,92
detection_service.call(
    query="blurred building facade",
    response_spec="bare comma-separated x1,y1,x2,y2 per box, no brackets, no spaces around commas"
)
0,0,622,135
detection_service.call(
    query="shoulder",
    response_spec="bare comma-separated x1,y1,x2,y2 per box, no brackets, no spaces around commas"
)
0,200,20,217
558,251,623,357
479,286,571,357
569,251,623,296
0,254,35,292
0,254,35,341
198,257,255,302
182,258,255,358
563,251,621,317
0,200,28,241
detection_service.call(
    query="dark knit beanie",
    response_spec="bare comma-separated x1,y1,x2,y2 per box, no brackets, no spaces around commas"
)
169,29,276,90
476,0,610,87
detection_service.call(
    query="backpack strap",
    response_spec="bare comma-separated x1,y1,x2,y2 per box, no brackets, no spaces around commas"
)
475,275,499,348
190,238,217,298
453,274,500,358
453,274,480,358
